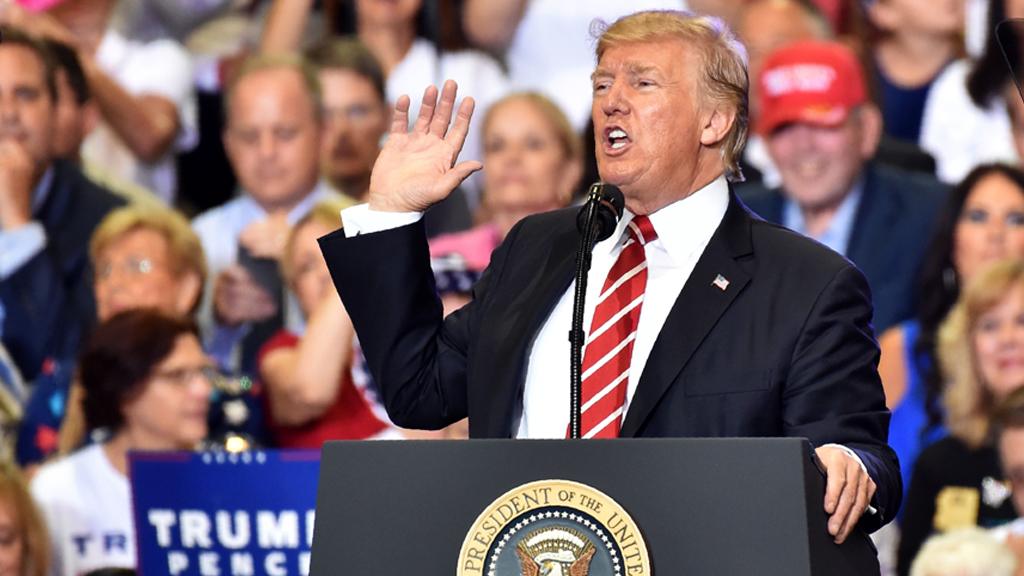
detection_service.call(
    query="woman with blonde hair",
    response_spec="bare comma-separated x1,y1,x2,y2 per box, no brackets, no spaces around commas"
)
897,259,1024,574
257,198,399,447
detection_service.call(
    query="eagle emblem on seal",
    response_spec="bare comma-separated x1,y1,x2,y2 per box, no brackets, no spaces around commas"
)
514,527,596,576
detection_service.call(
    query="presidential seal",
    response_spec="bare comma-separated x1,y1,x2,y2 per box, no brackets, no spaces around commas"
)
457,480,651,576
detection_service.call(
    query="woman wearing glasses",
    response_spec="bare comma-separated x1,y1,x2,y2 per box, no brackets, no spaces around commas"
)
29,310,213,576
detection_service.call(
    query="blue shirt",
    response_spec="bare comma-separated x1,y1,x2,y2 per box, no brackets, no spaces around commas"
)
782,181,863,256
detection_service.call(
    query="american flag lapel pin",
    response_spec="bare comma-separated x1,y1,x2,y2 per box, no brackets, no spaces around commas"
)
712,274,730,291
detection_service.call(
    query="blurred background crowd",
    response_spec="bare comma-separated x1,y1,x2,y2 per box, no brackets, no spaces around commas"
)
1,0,1024,574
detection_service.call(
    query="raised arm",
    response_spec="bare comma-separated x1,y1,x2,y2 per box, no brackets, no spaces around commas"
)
461,0,528,53
260,0,315,54
0,5,183,162
259,292,354,426
79,53,182,163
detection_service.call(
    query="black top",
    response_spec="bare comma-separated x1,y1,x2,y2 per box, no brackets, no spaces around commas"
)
896,436,1017,575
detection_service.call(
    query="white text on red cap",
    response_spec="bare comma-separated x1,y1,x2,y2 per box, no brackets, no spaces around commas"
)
763,64,836,97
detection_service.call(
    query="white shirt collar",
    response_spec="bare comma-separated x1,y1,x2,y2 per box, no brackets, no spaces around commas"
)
236,180,334,226
600,175,731,266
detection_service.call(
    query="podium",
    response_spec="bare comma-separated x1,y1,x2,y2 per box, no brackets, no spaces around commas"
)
309,438,880,575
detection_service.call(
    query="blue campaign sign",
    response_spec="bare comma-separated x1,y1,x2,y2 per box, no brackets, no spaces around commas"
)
129,450,320,576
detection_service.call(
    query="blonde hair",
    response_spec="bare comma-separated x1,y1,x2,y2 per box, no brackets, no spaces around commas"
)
482,92,583,164
0,460,49,576
910,528,1016,576
90,206,208,311
939,259,1024,448
282,197,354,284
595,10,749,182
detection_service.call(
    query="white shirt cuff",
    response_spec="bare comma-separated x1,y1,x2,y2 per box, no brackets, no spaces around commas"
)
340,204,422,238
0,222,46,279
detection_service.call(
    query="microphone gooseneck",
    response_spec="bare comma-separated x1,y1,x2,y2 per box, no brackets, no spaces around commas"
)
569,183,624,439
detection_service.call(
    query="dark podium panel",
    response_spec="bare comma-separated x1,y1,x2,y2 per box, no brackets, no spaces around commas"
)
310,438,879,575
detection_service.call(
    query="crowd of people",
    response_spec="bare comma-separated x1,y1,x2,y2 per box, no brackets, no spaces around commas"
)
0,0,1022,574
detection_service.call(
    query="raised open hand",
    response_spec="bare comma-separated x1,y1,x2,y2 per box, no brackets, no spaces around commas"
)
366,80,483,213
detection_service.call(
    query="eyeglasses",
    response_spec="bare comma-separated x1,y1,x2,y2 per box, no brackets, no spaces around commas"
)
323,103,382,127
150,365,221,387
95,257,155,281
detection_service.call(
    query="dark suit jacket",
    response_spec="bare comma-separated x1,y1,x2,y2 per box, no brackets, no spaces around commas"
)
320,191,901,529
0,160,124,380
738,163,947,333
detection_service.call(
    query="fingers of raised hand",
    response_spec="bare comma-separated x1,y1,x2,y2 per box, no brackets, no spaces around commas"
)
390,94,411,135
441,160,484,192
428,80,459,139
413,84,440,134
446,96,477,162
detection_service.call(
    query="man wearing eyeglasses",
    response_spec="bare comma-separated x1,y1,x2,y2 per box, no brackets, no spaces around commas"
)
0,27,124,382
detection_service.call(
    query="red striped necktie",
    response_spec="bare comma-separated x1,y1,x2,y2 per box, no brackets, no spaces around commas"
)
576,215,657,439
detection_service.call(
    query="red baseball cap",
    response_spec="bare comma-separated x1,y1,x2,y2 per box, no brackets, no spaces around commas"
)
756,40,867,136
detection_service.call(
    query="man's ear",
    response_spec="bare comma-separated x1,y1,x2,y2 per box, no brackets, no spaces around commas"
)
857,103,884,160
700,106,736,148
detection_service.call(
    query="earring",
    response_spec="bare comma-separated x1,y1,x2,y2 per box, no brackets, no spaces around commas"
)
943,267,958,293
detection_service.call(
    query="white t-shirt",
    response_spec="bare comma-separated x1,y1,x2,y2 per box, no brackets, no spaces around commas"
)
30,444,135,576
81,27,198,204
919,59,1019,184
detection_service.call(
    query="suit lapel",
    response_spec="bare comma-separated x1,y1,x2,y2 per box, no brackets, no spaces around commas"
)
620,194,754,437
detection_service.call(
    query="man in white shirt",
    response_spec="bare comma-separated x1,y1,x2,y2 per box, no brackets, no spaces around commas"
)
193,53,336,374
321,10,900,543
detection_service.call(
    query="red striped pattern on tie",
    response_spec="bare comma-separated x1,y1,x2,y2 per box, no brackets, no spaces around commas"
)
576,215,657,439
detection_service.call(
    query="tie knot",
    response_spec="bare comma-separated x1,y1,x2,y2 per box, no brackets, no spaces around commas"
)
627,215,657,246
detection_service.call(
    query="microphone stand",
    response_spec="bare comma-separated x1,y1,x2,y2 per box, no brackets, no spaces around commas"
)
568,184,610,439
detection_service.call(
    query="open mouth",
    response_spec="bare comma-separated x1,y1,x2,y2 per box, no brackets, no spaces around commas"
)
604,126,631,150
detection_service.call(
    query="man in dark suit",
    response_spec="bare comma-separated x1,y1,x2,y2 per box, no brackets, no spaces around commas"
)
0,28,124,380
738,40,946,333
320,11,900,543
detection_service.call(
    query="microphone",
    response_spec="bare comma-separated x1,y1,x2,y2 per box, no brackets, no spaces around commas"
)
576,183,625,242
568,183,625,439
